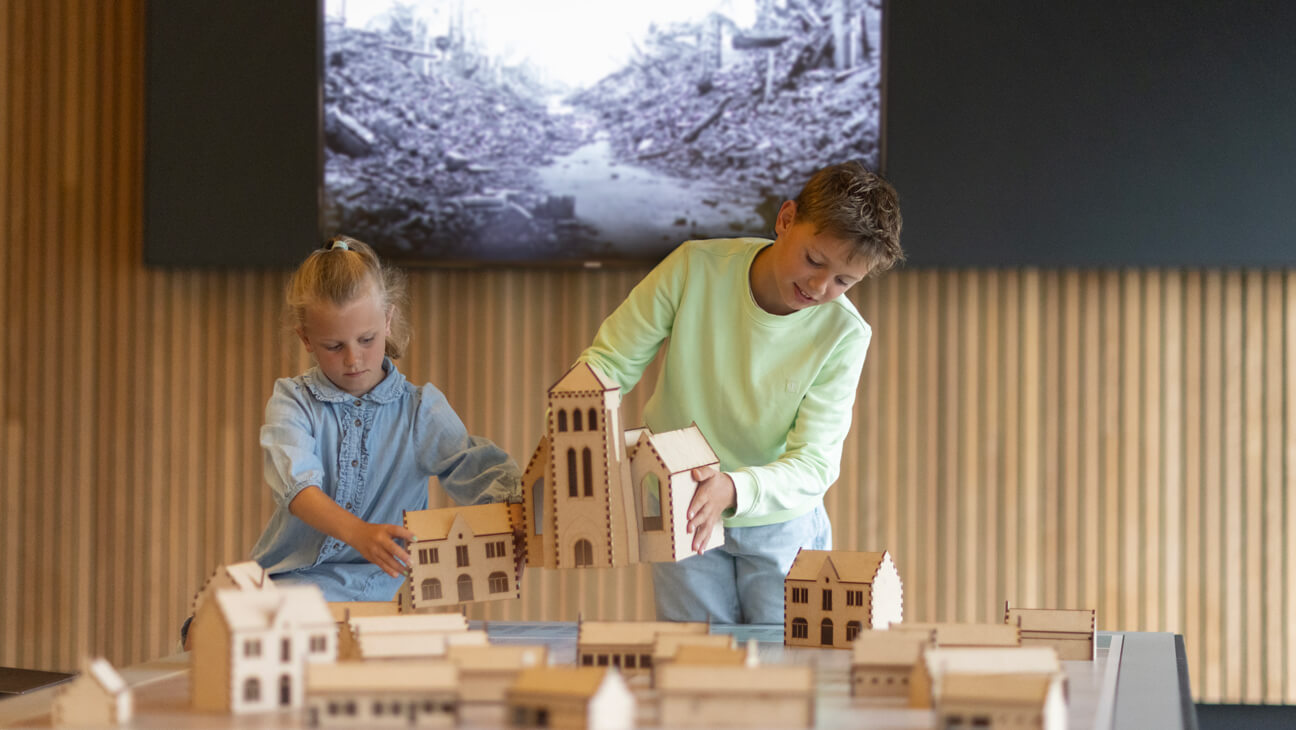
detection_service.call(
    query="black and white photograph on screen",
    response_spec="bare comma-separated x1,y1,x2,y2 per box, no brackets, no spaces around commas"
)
323,0,884,265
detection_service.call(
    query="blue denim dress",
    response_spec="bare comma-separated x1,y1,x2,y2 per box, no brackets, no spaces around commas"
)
250,359,519,600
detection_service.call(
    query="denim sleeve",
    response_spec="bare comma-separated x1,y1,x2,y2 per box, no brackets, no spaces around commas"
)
260,379,325,509
414,384,521,505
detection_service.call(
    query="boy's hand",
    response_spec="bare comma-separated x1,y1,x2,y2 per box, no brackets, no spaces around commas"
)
346,522,414,577
686,466,736,554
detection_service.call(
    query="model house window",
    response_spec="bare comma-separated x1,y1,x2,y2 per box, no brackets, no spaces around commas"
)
309,635,327,652
558,410,568,432
791,617,808,639
588,408,598,430
822,589,833,611
640,654,652,668
486,540,507,558
456,545,470,567
846,621,862,642
626,654,637,669
567,449,578,497
422,578,442,600
847,589,863,606
791,587,808,604
244,678,260,702
281,638,291,662
532,480,544,535
582,654,594,666
488,571,509,593
574,539,594,567
419,547,439,564
573,409,583,431
457,573,474,602
597,654,609,666
582,448,594,497
641,474,663,531
244,639,261,657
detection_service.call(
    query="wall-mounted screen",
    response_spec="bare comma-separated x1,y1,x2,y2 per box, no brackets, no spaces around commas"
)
322,0,884,265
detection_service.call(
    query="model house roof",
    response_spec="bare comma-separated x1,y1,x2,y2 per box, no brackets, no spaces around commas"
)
510,666,615,698
308,660,458,693
922,647,1061,678
851,631,932,666
349,615,483,659
215,585,332,633
328,600,400,623
550,362,617,394
637,425,719,475
349,613,469,635
652,633,736,659
656,665,813,695
937,672,1057,705
671,644,747,667
84,658,127,696
446,643,547,670
579,621,709,647
1005,606,1096,633
405,502,513,541
891,622,1020,647
786,549,892,584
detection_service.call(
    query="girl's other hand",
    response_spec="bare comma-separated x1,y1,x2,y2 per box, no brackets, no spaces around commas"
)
347,522,415,577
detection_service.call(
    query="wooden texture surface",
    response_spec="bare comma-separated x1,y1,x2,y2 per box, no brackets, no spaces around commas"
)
2,0,1293,705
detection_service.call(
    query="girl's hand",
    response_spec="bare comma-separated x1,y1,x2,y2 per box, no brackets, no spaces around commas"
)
346,522,415,577
685,466,735,554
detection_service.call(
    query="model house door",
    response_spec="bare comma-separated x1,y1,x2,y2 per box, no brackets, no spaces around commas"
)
821,618,833,646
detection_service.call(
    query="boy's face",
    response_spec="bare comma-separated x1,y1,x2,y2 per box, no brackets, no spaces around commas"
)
754,200,872,315
297,285,392,397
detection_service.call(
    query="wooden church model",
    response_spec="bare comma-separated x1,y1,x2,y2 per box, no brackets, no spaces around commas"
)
520,362,724,569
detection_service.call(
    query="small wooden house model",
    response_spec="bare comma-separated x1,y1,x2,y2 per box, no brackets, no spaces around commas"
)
506,666,635,730
327,600,400,624
399,502,521,611
889,621,1021,648
784,549,902,649
909,646,1062,710
520,363,725,570
190,585,337,714
577,620,709,676
1005,601,1097,661
338,613,481,661
849,629,932,698
649,633,738,685
657,664,814,728
191,560,273,617
934,671,1068,730
51,657,132,727
446,643,549,703
305,660,458,728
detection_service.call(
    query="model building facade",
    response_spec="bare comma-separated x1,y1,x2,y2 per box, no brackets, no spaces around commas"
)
1005,601,1097,661
784,549,902,649
935,671,1067,730
850,630,931,698
577,620,709,676
398,502,520,610
51,657,132,727
190,585,337,714
520,363,724,569
506,666,635,730
657,664,814,728
305,661,458,728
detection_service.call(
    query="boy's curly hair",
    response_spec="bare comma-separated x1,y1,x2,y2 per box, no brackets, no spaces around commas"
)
794,161,904,276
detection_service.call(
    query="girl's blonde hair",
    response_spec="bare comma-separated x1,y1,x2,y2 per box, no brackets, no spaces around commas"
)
286,236,410,359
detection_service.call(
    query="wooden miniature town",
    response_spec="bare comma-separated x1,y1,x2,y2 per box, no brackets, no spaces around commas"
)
50,366,1103,728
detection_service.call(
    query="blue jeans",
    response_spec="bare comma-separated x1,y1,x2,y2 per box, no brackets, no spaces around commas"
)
651,503,832,624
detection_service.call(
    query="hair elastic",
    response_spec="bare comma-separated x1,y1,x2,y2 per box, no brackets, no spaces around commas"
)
330,239,349,251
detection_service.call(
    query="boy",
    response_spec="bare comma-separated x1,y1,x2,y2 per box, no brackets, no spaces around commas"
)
578,161,903,623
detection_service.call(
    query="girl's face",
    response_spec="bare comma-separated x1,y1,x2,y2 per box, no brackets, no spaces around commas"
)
298,285,392,397
750,200,872,316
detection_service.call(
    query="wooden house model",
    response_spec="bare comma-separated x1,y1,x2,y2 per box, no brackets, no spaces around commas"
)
51,657,132,726
445,643,548,704
909,646,1062,710
520,363,724,570
338,613,483,661
577,620,709,676
784,549,902,649
506,666,635,730
657,664,814,729
191,560,273,617
398,502,521,611
327,600,400,624
849,629,932,698
934,671,1068,730
190,584,337,714
889,621,1021,648
1005,601,1097,661
649,633,738,685
305,660,458,728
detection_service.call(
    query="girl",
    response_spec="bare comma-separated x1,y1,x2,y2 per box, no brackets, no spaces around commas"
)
250,236,520,601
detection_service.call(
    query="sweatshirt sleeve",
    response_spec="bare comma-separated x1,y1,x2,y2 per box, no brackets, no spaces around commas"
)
727,326,871,521
577,243,687,392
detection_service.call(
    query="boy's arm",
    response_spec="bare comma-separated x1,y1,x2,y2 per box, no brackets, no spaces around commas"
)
415,384,521,504
288,487,413,577
726,330,871,520
578,242,686,392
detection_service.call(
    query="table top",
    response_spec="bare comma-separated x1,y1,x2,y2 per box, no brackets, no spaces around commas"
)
0,623,1195,729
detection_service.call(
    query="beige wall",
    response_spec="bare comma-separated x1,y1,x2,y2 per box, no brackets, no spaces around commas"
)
2,0,1293,705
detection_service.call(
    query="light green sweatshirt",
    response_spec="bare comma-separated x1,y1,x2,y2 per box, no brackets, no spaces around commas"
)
579,238,871,527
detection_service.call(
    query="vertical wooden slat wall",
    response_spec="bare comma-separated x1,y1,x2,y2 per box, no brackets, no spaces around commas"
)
0,0,1292,706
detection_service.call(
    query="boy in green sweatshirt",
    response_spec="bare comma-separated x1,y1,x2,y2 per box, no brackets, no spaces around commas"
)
579,161,904,623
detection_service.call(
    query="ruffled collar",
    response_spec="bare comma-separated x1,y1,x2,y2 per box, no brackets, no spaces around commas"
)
303,357,406,404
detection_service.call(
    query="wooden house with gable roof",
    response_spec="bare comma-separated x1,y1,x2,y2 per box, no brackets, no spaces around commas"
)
506,666,635,730
934,671,1068,729
628,425,723,562
657,664,815,728
51,657,133,726
850,629,933,698
399,501,520,611
784,549,903,649
191,560,274,617
909,646,1063,710
1005,601,1097,661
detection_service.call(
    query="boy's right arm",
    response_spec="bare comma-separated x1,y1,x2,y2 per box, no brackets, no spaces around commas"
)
287,486,413,578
